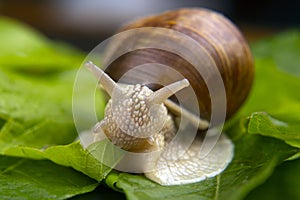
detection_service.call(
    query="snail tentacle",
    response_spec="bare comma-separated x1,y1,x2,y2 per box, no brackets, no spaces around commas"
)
85,61,122,97
148,79,190,104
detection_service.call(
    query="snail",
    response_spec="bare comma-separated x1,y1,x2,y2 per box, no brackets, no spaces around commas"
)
83,8,254,186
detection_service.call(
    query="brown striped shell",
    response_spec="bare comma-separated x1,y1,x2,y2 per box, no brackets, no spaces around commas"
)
104,8,254,120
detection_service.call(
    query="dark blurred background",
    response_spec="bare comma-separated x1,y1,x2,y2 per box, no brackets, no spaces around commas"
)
0,0,299,50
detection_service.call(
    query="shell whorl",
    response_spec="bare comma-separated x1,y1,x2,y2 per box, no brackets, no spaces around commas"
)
104,8,254,120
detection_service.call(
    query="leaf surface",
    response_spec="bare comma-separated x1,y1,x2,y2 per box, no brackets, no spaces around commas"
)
0,156,98,200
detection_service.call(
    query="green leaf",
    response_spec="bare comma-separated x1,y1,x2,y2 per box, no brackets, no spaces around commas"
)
0,17,105,153
251,30,300,77
0,17,108,199
246,158,300,200
234,58,300,118
0,155,98,200
0,59,77,152
0,17,83,73
247,112,300,148
3,142,113,182
104,135,298,200
0,17,82,152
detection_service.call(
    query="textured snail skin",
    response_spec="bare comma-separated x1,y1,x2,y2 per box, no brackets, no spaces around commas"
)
94,84,176,153
85,62,190,153
145,134,233,186
105,8,254,120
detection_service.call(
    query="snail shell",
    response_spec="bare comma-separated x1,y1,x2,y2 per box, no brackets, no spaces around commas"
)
104,8,254,120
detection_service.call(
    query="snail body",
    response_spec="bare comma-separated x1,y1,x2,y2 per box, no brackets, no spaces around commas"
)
85,8,254,186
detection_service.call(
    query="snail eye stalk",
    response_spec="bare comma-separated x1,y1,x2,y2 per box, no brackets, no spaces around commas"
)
85,61,122,97
148,79,190,105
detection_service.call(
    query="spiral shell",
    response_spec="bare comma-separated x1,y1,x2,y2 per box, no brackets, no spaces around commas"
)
104,8,254,120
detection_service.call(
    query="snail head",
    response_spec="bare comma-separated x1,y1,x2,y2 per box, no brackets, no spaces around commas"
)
85,61,189,138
